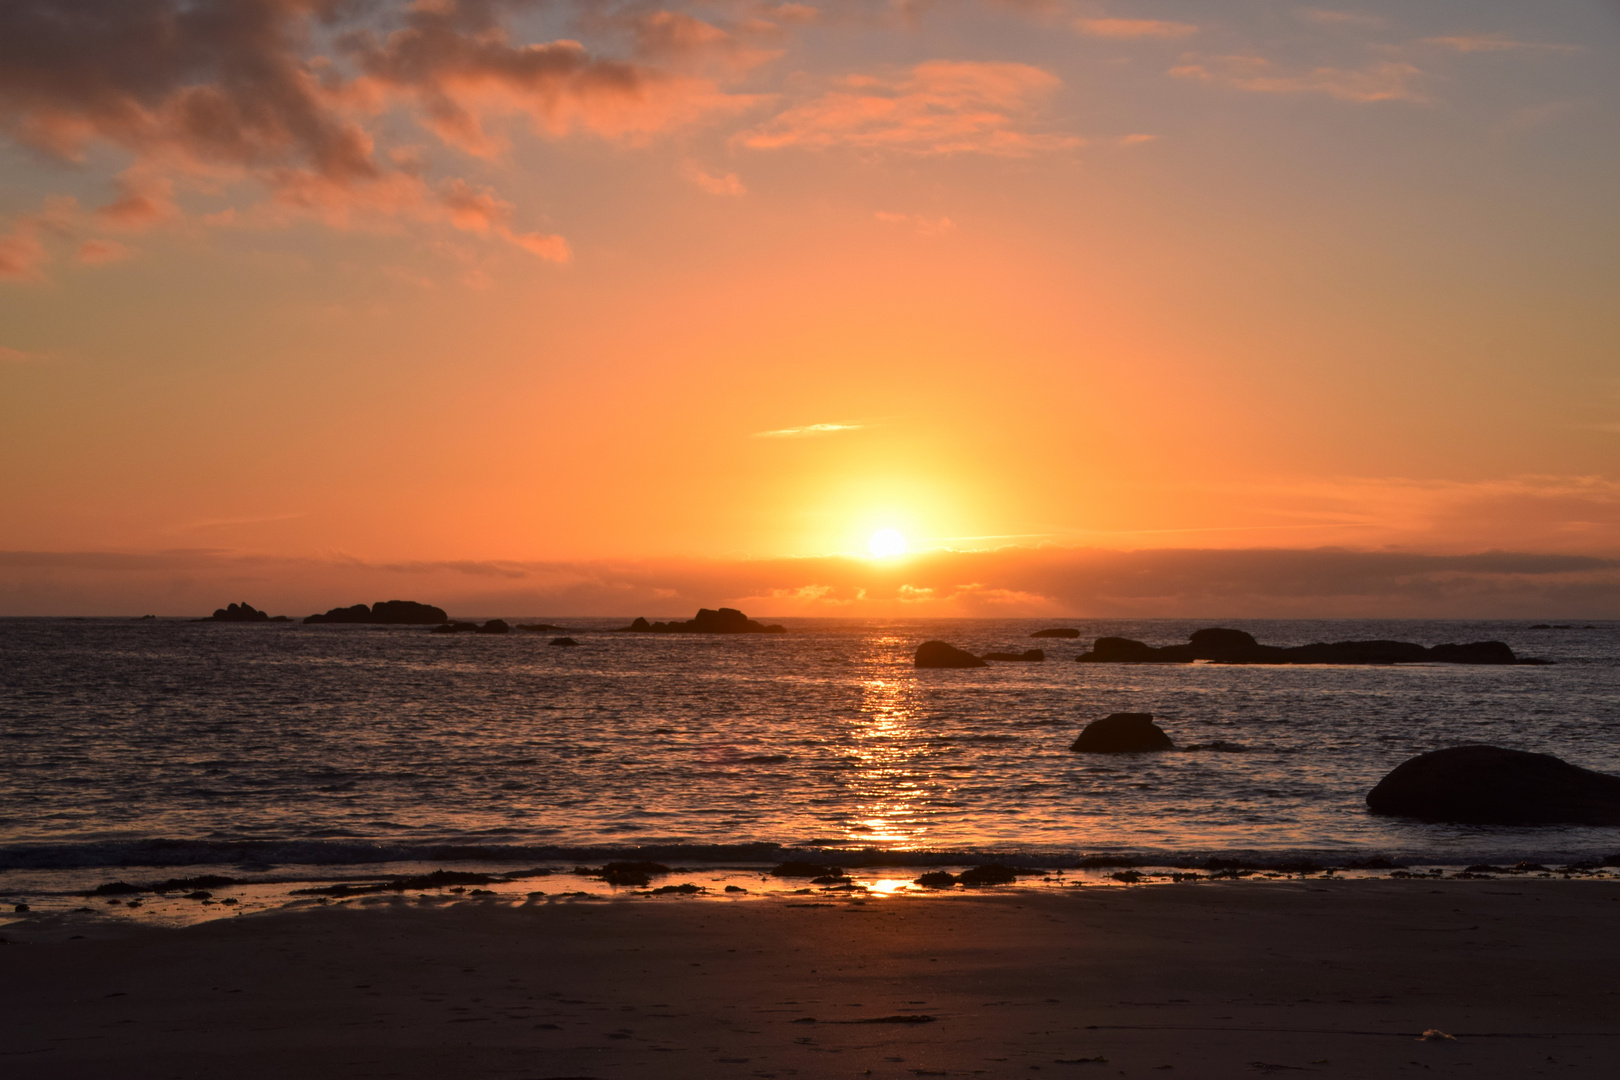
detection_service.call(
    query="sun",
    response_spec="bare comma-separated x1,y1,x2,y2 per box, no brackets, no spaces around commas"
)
868,528,907,558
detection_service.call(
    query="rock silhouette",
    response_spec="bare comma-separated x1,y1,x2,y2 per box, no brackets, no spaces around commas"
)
1030,628,1081,638
431,620,509,634
957,864,1019,887
304,600,448,625
1075,627,1544,665
983,649,1045,662
914,641,988,668
1367,745,1620,825
1070,713,1174,753
549,637,579,647
208,602,274,622
614,607,786,634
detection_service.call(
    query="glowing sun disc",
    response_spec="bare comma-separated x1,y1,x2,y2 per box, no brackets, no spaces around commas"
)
868,528,907,557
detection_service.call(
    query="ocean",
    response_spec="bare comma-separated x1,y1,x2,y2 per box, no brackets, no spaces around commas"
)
2,616,1618,913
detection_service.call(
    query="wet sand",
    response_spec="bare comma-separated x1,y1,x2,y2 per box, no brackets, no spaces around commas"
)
4,880,1618,1078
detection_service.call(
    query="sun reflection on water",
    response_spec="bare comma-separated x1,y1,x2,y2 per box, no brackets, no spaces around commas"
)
842,645,941,849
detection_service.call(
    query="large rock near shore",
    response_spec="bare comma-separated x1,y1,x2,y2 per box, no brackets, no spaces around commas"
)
1075,627,1544,665
914,641,987,668
1367,745,1620,825
1070,713,1174,753
614,607,786,634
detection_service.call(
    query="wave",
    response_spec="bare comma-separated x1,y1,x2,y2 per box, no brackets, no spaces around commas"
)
4,837,1618,874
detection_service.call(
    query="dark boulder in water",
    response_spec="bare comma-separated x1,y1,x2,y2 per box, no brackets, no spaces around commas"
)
914,641,987,668
432,621,480,634
1070,713,1174,753
475,619,510,634
1030,627,1081,638
1075,627,1546,665
548,636,579,647
615,607,786,633
305,600,448,625
914,871,957,888
1366,745,1620,825
208,602,271,622
983,649,1045,662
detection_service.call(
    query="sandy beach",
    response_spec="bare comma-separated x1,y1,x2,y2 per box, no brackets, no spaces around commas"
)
5,880,1618,1078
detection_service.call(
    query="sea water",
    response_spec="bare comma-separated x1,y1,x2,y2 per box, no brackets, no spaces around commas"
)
3,616,1616,894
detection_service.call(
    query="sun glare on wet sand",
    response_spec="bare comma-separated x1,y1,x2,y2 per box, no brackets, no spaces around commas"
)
868,529,907,557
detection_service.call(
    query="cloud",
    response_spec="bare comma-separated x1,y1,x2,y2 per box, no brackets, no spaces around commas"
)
435,178,570,261
1076,18,1196,39
0,1,762,274
1170,55,1424,103
1298,9,1386,28
0,345,38,363
2,545,1617,618
753,422,864,437
96,175,179,230
738,61,1082,155
76,238,132,265
875,210,954,235
345,4,758,157
686,165,747,195
758,3,819,26
0,219,46,280
1419,35,1579,55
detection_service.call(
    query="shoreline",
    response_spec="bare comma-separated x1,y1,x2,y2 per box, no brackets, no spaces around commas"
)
5,881,1618,1078
8,856,1620,930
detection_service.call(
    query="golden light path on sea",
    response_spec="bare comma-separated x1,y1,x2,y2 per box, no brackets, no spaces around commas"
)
845,637,938,849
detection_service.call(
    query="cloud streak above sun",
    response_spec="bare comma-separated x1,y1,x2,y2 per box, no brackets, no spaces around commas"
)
753,423,864,438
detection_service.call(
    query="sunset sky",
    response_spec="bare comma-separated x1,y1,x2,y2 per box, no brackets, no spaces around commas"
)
2,0,1617,616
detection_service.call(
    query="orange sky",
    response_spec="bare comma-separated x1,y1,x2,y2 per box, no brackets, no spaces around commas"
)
1,0,1617,615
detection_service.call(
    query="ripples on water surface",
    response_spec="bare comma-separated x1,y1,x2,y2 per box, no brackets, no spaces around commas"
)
2,617,1617,872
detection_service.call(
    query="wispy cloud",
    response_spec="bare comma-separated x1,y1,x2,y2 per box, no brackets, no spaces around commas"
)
0,345,38,364
76,239,131,266
1298,9,1386,29
752,422,864,438
1171,56,1424,103
0,218,47,280
686,165,747,195
738,61,1082,156
1076,18,1197,39
1420,34,1579,55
